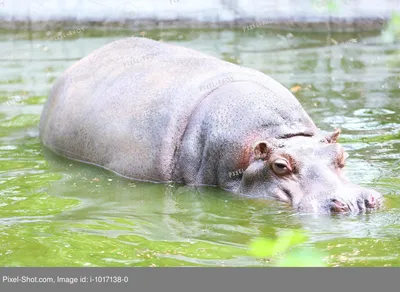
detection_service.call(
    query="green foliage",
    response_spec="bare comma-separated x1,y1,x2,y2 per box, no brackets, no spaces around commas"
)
326,0,339,12
249,230,327,267
382,12,400,43
312,0,339,13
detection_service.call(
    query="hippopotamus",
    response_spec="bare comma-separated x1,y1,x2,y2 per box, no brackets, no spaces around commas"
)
39,37,383,214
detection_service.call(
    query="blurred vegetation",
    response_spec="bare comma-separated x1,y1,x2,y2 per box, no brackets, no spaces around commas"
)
382,12,400,43
249,230,327,267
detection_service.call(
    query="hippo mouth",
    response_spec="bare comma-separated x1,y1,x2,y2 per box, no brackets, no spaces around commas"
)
295,189,384,214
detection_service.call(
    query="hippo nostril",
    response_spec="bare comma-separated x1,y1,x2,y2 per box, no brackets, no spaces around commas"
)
365,194,376,209
329,199,350,213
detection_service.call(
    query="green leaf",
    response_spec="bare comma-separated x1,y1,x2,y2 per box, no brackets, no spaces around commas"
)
249,238,276,258
327,0,338,12
269,230,307,256
391,12,400,27
276,230,308,248
249,230,309,259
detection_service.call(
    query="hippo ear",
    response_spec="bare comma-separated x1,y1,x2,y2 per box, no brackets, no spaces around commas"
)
253,141,272,160
325,128,341,143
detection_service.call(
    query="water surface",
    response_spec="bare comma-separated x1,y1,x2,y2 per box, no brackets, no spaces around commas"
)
0,28,399,266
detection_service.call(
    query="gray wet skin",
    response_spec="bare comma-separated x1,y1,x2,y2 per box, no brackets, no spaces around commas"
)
39,37,383,214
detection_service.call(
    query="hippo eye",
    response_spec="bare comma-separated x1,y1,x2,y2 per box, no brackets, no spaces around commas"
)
271,159,292,175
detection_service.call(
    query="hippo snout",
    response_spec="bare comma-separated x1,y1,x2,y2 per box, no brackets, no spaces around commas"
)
298,187,384,214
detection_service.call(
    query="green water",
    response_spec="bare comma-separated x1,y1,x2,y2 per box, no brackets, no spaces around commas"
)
0,27,399,267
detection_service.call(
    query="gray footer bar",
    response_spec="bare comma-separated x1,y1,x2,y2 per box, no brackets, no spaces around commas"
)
1,268,398,292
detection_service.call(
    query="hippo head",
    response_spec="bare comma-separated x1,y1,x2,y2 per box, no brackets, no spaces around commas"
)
239,129,383,214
